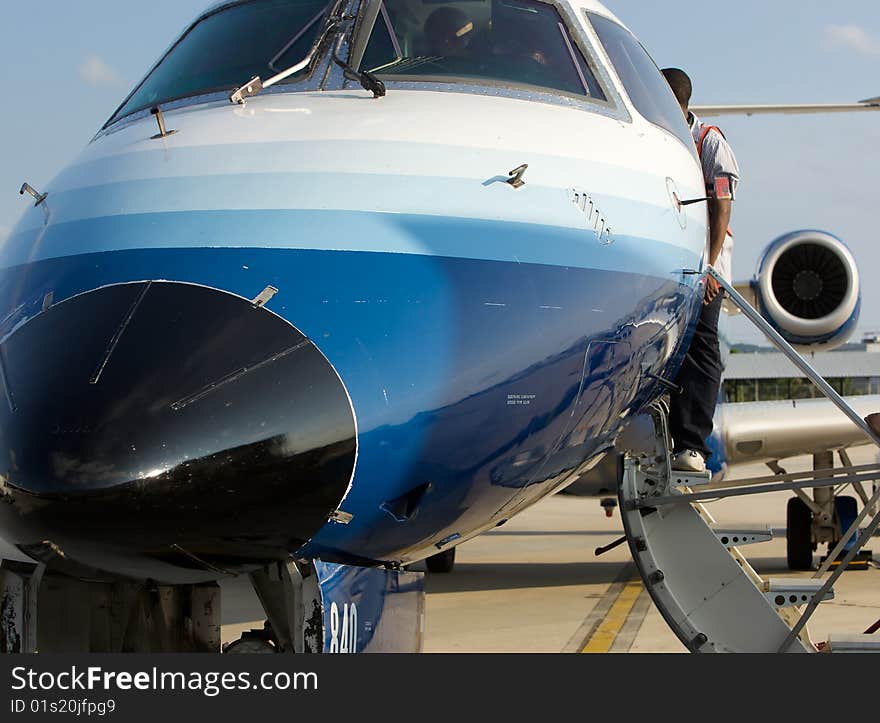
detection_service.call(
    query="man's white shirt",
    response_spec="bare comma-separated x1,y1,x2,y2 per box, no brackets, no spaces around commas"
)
689,112,740,285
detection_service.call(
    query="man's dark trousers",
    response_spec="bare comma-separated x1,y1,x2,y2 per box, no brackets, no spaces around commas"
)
669,292,724,459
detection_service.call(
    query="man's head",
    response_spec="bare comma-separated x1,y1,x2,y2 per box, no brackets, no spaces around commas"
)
661,68,692,117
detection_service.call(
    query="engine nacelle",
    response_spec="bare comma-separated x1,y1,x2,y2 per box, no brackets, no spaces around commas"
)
753,230,860,351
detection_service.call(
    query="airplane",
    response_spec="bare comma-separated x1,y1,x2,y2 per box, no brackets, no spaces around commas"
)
0,0,876,653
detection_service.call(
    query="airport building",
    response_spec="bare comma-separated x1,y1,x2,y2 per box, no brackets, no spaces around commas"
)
724,338,880,402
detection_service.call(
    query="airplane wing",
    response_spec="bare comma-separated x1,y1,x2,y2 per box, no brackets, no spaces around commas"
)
716,394,880,466
563,394,880,497
692,97,880,117
722,282,755,315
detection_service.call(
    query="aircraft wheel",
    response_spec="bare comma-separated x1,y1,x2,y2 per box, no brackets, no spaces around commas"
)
223,632,277,653
223,637,277,654
787,497,813,570
426,548,456,573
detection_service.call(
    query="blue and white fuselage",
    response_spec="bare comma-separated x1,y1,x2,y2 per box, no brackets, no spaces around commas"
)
0,0,708,581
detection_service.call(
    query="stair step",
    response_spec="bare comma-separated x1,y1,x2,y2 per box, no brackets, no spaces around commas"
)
712,527,773,548
763,578,833,609
822,634,880,653
670,470,712,489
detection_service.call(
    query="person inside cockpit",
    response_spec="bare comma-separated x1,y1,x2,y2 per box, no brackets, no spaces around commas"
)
489,28,549,67
424,6,475,57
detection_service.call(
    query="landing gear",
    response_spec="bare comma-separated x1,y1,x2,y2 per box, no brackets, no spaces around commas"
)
246,559,323,653
786,497,814,571
0,560,222,653
780,449,875,570
0,557,322,654
1,556,426,654
222,626,277,654
426,548,456,573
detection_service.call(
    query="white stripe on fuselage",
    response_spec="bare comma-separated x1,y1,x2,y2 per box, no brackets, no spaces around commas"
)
9,90,707,269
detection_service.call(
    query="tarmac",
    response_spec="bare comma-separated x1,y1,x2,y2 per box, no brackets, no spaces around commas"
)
3,449,876,653
418,446,880,652
222,445,880,653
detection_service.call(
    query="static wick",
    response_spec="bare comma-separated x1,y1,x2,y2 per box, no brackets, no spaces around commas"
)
19,182,47,206
150,107,177,140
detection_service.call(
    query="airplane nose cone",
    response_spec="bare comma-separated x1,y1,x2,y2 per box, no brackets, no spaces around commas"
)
0,281,356,576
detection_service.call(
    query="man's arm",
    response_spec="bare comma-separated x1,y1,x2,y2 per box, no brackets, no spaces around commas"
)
705,197,731,304
699,129,738,305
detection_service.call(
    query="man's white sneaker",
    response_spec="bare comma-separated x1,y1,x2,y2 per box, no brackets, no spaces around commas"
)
672,450,706,473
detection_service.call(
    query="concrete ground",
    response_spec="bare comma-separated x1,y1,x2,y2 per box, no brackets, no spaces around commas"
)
415,446,880,652
3,449,876,653
217,446,880,653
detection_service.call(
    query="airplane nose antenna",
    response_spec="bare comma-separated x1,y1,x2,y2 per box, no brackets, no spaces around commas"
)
150,107,177,140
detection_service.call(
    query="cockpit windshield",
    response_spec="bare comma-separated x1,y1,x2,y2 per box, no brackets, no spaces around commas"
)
357,0,607,101
109,0,330,124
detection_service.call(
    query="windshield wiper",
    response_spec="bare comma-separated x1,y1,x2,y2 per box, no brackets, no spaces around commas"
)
231,47,325,104
230,7,385,104
230,10,345,105
332,33,385,98
334,58,385,98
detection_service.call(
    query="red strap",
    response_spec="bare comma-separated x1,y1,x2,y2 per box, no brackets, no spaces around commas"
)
696,124,733,237
697,124,726,158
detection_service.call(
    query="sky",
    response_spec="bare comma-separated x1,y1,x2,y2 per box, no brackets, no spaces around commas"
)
0,0,878,344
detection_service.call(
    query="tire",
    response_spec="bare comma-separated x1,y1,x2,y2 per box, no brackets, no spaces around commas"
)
426,548,456,574
787,497,813,570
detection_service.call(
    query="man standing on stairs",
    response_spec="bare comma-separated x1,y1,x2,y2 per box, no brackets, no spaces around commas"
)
662,67,741,472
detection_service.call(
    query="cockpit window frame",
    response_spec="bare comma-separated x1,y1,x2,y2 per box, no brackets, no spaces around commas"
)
348,0,630,118
102,0,338,130
99,0,633,134
583,10,697,156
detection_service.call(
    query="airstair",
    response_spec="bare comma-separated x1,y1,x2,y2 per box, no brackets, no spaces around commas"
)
618,268,880,653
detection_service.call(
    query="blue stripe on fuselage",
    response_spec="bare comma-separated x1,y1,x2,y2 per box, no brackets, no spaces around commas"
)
0,243,698,565
2,208,700,276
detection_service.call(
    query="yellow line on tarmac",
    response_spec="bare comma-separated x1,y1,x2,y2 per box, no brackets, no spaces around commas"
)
581,580,643,653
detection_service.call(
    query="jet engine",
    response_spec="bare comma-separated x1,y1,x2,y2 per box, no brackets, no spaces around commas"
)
752,231,860,351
